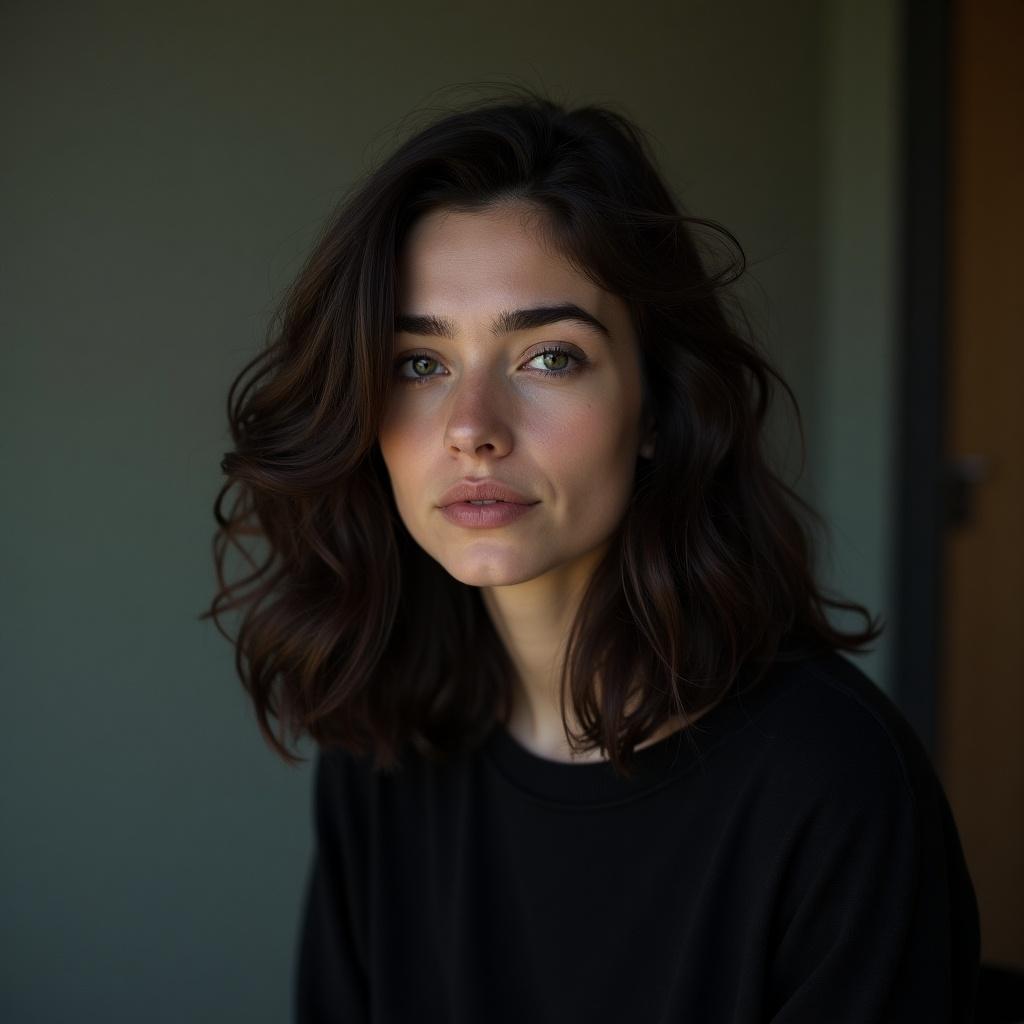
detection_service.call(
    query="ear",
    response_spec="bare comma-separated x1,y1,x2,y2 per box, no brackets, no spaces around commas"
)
638,410,657,460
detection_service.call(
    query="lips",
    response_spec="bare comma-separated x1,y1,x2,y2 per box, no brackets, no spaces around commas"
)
437,479,538,507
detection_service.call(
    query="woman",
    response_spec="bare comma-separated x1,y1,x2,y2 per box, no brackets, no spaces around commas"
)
205,87,980,1021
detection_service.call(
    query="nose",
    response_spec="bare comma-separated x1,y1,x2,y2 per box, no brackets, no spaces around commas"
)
442,375,514,458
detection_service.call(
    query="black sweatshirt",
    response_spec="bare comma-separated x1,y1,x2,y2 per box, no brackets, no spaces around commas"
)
294,650,980,1022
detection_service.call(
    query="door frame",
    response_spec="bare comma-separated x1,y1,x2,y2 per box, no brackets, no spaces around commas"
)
891,0,952,762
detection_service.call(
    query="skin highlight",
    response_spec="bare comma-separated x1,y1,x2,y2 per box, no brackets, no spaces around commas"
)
376,199,695,763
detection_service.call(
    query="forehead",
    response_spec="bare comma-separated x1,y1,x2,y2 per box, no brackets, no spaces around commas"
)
396,203,606,316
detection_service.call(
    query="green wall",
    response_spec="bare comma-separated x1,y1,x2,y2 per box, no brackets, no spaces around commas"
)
0,1,899,1019
817,0,901,689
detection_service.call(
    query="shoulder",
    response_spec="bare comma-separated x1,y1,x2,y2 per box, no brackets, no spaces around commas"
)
733,650,969,912
310,741,379,825
748,654,981,1019
739,649,940,815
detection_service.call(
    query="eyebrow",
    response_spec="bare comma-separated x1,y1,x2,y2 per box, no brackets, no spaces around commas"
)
394,302,611,342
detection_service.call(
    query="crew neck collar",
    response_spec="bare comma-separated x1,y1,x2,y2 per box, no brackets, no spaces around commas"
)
481,659,783,806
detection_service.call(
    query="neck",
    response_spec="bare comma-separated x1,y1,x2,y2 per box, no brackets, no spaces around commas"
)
480,547,600,758
481,543,690,762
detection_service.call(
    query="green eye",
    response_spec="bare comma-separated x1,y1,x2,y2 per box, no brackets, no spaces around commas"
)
530,350,571,373
408,355,439,379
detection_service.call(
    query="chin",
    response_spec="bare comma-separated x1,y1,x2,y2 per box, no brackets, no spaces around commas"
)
435,549,551,589
443,562,540,588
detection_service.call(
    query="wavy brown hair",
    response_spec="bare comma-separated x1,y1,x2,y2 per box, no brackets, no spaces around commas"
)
200,84,883,779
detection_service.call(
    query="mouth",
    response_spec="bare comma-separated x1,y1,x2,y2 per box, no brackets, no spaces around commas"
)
438,498,539,509
448,499,528,507
439,499,539,528
437,480,537,507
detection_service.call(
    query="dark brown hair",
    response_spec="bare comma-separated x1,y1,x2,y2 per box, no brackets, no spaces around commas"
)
200,84,883,779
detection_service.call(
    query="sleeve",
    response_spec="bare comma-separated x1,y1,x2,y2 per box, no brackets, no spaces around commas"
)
293,749,370,1024
765,738,981,1023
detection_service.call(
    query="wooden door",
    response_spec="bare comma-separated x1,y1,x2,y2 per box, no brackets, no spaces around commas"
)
940,0,1024,968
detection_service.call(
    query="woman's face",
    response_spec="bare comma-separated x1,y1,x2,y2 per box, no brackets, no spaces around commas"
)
377,200,655,588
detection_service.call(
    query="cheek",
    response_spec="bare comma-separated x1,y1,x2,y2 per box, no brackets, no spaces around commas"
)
376,398,407,455
376,422,422,507
533,399,636,493
378,395,429,459
542,388,635,450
